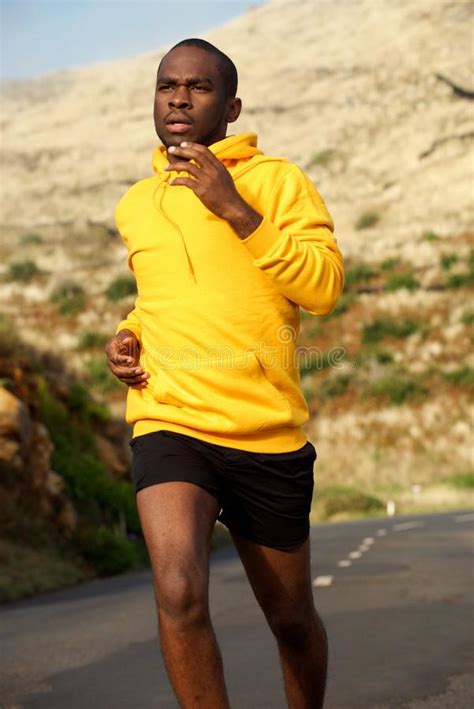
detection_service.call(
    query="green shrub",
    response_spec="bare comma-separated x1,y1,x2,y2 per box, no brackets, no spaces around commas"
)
105,276,137,302
315,485,385,520
384,270,420,292
365,373,428,404
380,257,401,271
78,330,109,350
20,233,43,246
461,310,474,326
318,373,352,401
442,366,474,389
362,318,425,345
440,253,459,271
6,259,40,282
345,263,377,288
50,283,86,315
75,526,143,576
445,271,474,289
309,149,335,167
355,211,380,230
423,230,440,241
37,375,139,531
64,382,110,423
374,349,394,364
84,356,123,393
441,472,474,489
300,349,348,376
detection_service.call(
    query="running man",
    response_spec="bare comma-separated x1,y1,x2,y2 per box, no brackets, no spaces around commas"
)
105,38,344,708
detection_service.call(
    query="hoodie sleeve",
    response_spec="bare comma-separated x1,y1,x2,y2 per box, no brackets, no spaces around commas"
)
115,308,142,340
114,197,142,341
240,164,344,316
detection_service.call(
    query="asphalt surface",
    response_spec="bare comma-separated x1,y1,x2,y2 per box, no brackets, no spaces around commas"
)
1,510,473,708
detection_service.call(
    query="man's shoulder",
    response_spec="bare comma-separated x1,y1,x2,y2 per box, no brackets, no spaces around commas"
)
238,154,311,194
240,154,307,181
114,176,156,222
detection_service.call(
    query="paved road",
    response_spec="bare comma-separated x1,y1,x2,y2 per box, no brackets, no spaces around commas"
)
1,510,473,708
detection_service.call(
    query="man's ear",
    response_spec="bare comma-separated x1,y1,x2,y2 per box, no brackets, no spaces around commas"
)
226,97,242,124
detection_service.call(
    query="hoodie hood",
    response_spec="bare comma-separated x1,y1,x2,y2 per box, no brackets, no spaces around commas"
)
151,132,263,176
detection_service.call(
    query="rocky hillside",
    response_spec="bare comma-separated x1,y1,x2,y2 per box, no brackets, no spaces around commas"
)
0,0,472,598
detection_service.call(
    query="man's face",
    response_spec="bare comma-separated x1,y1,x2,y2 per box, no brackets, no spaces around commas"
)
153,46,240,150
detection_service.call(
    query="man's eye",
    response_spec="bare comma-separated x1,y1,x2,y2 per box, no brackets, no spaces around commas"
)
192,85,207,91
158,85,172,91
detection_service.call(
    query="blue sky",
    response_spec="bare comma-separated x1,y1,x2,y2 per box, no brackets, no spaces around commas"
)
1,0,267,81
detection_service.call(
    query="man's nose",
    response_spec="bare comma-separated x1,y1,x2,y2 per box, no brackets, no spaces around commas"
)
169,86,191,108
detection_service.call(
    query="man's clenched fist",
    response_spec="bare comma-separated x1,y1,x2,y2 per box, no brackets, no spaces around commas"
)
105,329,149,388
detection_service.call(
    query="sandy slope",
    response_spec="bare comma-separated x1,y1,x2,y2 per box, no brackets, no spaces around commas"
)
1,0,473,265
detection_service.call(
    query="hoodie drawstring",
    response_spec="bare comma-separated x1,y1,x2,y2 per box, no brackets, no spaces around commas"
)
152,173,196,283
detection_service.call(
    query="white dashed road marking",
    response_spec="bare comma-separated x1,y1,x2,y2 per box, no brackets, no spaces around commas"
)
376,529,387,536
348,551,362,559
363,537,375,545
313,575,334,587
454,513,474,523
337,560,352,567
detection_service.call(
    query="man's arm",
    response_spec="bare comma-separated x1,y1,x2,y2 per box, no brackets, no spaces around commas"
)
231,164,344,316
115,307,142,341
166,142,344,315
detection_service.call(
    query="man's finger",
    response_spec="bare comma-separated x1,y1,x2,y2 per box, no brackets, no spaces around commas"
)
165,160,202,178
170,176,199,191
169,142,215,168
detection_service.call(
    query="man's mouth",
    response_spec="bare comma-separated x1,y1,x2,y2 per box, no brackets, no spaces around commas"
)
165,116,193,133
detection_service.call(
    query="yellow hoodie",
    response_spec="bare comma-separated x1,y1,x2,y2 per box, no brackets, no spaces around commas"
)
114,132,344,453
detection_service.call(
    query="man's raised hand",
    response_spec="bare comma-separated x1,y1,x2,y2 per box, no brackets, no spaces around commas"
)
164,141,262,238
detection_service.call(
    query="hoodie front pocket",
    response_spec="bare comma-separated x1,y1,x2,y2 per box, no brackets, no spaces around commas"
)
149,351,294,434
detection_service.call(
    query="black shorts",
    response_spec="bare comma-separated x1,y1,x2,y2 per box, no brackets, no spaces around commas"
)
129,430,317,550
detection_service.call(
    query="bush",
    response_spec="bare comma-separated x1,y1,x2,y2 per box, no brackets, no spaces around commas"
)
6,259,40,282
75,526,142,576
355,211,380,230
442,472,474,489
84,356,123,393
384,270,420,292
423,230,440,241
461,310,474,326
362,318,425,345
78,330,109,350
373,349,394,364
380,257,401,271
364,373,428,404
309,149,335,167
442,366,474,389
345,263,377,288
318,373,352,401
105,276,137,302
440,253,459,271
315,485,385,520
20,233,43,246
50,283,86,315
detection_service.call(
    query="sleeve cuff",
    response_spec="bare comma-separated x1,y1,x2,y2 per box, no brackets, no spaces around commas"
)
115,322,141,339
240,215,284,261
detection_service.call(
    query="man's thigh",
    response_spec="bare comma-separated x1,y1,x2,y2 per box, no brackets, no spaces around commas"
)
230,531,315,621
137,481,221,605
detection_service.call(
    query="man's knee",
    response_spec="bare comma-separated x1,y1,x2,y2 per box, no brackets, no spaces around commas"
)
268,608,319,647
154,566,209,623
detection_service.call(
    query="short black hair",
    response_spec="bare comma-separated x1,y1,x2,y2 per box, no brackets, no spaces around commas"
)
157,38,238,98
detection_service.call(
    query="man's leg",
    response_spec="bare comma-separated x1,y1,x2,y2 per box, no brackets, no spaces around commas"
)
136,482,230,708
230,531,328,709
